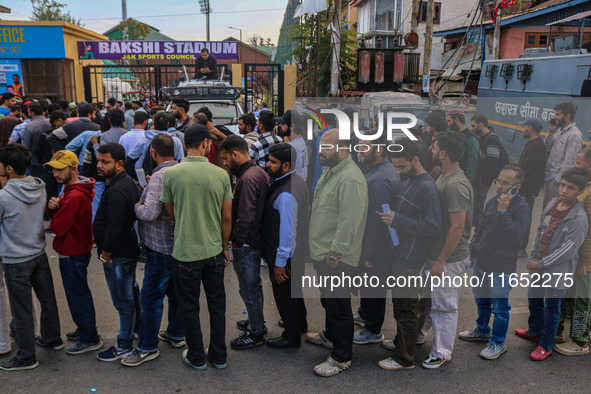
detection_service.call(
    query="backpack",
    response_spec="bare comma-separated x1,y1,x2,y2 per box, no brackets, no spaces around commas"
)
141,143,157,176
485,131,509,171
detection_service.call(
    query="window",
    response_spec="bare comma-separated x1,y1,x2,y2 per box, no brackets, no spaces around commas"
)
524,33,549,49
21,59,75,102
419,2,441,24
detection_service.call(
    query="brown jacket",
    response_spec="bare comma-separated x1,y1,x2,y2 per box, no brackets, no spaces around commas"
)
232,159,270,249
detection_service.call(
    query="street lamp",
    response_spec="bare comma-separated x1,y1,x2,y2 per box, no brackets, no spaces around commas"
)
199,0,212,41
228,26,243,63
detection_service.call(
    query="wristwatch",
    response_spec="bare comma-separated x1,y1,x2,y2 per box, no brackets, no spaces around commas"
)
99,256,110,264
328,255,339,263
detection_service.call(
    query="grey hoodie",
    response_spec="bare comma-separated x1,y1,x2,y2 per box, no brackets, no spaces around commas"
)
531,197,589,289
0,176,47,264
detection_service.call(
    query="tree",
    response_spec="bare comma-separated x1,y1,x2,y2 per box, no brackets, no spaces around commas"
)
30,0,83,26
112,19,151,41
247,35,274,47
283,10,357,96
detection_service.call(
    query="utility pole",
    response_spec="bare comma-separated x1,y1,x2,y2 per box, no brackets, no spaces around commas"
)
330,0,342,96
121,0,128,40
422,0,434,76
493,3,502,59
411,0,420,33
199,0,212,41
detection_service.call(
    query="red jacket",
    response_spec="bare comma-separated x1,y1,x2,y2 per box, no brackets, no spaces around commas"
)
47,177,95,256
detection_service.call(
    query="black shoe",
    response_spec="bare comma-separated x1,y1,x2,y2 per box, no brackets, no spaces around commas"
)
66,328,80,341
35,336,64,350
0,357,38,371
236,319,267,335
267,336,300,349
230,331,265,350
278,319,308,333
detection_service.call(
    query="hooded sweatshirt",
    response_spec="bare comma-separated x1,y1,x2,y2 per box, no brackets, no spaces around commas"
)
0,176,46,264
47,176,96,256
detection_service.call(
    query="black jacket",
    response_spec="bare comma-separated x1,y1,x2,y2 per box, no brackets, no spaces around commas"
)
231,160,270,249
93,171,140,258
47,117,100,152
195,54,218,79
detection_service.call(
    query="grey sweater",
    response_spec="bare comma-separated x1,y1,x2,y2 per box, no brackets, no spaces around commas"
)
0,176,46,264
531,197,588,289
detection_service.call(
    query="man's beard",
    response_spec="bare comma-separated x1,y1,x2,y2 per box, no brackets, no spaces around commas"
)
173,112,182,119
227,159,241,175
99,167,117,178
266,167,283,180
319,152,340,167
431,153,441,167
449,122,459,132
399,165,416,181
277,128,290,138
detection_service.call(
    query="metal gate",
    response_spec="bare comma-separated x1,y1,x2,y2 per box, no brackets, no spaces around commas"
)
82,64,231,105
244,63,284,116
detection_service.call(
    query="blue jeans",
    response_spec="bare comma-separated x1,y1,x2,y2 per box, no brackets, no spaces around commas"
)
472,264,512,346
103,257,139,350
91,181,105,222
59,253,98,344
137,250,183,352
528,286,568,351
232,246,264,337
172,253,226,365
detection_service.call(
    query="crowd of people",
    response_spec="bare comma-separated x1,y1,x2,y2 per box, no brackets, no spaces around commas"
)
0,93,590,379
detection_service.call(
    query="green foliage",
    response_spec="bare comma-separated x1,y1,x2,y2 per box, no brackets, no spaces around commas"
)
247,35,275,47
283,8,358,97
112,19,151,41
30,0,84,26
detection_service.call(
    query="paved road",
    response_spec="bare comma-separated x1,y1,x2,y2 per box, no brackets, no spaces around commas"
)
3,192,591,393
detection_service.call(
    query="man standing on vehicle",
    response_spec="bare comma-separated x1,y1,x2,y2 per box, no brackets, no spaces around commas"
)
195,48,218,80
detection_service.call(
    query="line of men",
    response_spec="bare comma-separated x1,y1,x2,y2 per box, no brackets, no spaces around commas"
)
0,101,590,378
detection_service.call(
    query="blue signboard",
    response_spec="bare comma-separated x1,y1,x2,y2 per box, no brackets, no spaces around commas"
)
0,26,65,59
0,60,23,97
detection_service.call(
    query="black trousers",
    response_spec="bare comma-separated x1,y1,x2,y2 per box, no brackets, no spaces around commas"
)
269,261,308,344
314,260,354,363
172,253,226,365
390,260,422,367
3,253,61,363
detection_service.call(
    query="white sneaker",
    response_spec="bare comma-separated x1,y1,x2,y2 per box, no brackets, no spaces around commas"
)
378,357,414,370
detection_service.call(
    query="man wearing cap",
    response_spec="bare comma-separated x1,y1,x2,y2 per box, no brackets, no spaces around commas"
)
518,118,547,256
447,108,479,186
45,151,102,355
276,110,309,181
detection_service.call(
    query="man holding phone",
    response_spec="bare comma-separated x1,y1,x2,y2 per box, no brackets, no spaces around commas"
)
122,134,183,367
461,165,531,359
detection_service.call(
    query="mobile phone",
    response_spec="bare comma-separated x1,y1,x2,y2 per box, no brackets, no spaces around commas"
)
506,185,518,199
136,168,148,187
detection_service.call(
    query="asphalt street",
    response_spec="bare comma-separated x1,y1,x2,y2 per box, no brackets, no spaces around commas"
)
2,190,591,393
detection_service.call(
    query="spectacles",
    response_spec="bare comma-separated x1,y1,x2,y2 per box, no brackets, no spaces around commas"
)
493,179,514,188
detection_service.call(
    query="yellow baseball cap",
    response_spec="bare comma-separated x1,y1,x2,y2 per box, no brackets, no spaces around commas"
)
44,150,78,169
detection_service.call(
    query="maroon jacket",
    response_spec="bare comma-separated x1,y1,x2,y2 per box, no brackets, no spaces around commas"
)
231,160,270,249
